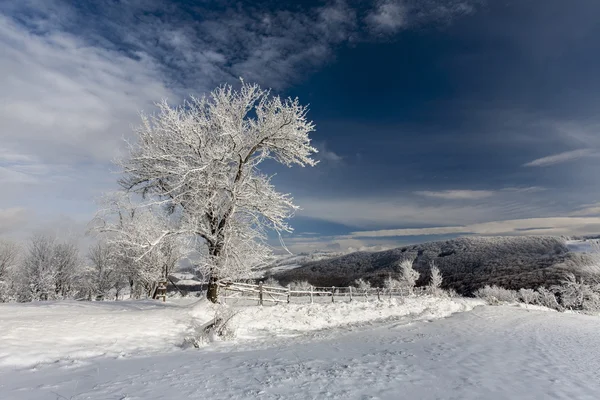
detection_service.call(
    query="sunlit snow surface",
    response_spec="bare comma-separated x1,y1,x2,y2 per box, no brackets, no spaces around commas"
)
2,298,600,399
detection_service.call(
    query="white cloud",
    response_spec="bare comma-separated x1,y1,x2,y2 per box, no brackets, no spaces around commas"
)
350,217,600,237
414,190,494,200
366,0,407,33
523,149,596,167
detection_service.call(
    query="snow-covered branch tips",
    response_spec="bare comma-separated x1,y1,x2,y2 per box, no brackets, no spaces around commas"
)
94,81,318,302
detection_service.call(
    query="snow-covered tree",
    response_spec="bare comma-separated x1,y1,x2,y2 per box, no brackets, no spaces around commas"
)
428,261,443,295
52,242,80,298
16,234,81,301
0,239,19,281
94,195,186,298
97,81,317,302
87,241,119,299
0,239,20,302
399,258,419,294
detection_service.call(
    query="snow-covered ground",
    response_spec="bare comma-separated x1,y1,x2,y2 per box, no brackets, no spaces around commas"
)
2,298,600,399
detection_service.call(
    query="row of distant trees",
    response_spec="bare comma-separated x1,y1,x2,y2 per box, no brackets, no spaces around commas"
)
0,234,182,303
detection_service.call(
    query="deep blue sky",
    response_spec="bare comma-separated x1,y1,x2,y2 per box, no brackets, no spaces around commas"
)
1,0,600,252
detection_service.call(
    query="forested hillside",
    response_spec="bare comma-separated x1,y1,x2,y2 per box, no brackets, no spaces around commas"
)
272,236,592,295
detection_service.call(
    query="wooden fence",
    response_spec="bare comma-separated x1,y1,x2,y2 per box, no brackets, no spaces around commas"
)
218,281,427,305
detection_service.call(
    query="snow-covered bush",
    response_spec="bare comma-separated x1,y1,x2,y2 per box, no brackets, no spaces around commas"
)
353,278,372,294
185,307,239,347
288,280,312,291
534,287,562,311
263,277,283,288
552,273,600,312
518,288,538,305
383,275,402,292
474,285,518,304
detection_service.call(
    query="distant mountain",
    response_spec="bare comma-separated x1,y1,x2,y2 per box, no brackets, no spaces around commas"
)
253,250,343,277
272,236,595,295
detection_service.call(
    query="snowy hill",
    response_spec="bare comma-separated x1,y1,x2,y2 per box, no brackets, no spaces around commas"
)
273,236,594,295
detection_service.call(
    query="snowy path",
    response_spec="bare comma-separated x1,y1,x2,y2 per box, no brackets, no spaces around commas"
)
2,305,600,399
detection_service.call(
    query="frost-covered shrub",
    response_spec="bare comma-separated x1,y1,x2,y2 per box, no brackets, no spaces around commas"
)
534,287,562,311
474,285,518,304
518,288,538,305
184,307,239,348
551,273,600,312
353,278,372,294
383,275,402,292
263,276,283,288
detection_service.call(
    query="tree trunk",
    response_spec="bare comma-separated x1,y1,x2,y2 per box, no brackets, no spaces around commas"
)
207,275,219,303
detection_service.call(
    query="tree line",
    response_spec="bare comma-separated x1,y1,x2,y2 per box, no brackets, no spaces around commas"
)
0,234,181,302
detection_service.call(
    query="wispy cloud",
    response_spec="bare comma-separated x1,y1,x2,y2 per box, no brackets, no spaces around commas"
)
414,190,495,200
523,149,596,167
366,0,407,33
350,216,600,237
315,142,344,164
366,0,478,34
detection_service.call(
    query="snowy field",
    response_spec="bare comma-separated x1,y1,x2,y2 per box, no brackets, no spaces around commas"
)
2,298,600,399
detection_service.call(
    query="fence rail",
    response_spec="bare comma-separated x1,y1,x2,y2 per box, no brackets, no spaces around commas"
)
218,281,427,305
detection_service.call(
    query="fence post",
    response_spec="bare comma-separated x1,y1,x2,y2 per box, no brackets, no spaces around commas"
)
349,286,352,302
223,285,227,304
258,282,263,306
390,288,392,300
332,286,335,303
310,286,313,304
287,286,291,304
377,288,381,302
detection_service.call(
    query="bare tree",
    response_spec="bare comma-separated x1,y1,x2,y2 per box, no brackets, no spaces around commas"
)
96,81,317,302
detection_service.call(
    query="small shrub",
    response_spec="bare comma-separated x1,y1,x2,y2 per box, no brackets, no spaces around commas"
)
474,285,517,304
518,288,538,305
288,280,312,291
263,276,283,288
353,278,372,294
184,307,239,348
